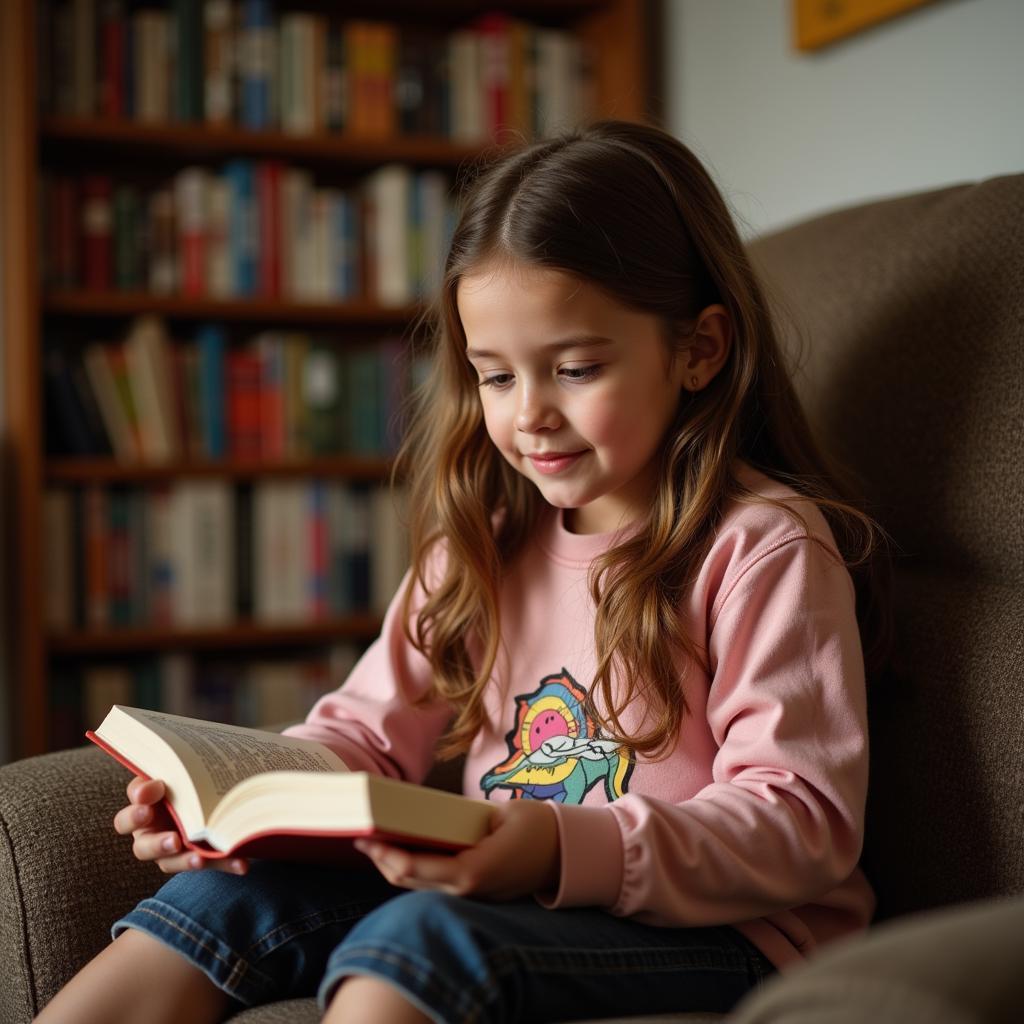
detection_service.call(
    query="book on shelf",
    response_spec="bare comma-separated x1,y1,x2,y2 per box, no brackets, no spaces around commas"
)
87,705,493,861
49,646,360,750
41,2,592,143
46,317,419,464
44,479,408,630
42,160,450,304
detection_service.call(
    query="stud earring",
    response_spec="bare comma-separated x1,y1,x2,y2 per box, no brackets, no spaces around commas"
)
690,375,699,389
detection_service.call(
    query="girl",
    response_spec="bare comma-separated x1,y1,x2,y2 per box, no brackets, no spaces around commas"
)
39,120,891,1024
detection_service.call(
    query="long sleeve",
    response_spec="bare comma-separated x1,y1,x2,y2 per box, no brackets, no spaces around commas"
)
282,564,453,785
540,532,871,947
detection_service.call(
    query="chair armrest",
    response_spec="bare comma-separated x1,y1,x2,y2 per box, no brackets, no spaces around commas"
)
0,746,162,1022
730,894,1024,1024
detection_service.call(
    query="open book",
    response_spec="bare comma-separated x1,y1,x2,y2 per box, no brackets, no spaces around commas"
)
87,705,493,863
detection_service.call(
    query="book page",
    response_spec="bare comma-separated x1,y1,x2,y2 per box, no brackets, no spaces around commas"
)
128,709,347,814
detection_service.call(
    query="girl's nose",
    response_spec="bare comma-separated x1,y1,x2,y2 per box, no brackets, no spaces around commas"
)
515,386,561,433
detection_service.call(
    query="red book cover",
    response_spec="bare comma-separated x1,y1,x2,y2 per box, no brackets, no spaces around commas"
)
227,349,263,458
176,169,208,297
100,8,125,118
473,13,511,141
257,161,282,298
50,177,80,287
82,176,114,290
84,709,491,863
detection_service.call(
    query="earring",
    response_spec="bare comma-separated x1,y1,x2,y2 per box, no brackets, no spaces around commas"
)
689,375,699,390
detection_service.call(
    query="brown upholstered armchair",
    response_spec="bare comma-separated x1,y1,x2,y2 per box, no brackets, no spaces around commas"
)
3,174,1022,1024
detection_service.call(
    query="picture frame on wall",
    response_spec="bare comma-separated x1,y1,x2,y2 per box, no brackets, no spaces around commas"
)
793,0,937,51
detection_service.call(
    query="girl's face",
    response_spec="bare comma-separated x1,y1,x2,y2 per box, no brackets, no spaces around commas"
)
458,260,688,535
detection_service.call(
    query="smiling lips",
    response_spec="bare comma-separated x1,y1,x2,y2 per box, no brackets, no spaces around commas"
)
526,451,586,475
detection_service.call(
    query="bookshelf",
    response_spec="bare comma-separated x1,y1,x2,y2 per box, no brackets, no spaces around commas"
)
0,0,658,760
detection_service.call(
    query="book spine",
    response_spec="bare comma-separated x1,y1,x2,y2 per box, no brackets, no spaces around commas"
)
240,0,274,130
84,484,110,628
81,176,113,291
197,324,226,459
257,161,282,298
226,348,262,459
203,0,234,124
175,167,209,298
99,0,125,119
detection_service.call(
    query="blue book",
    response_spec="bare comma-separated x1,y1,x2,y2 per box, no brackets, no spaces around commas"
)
224,160,258,296
197,324,226,458
241,0,275,130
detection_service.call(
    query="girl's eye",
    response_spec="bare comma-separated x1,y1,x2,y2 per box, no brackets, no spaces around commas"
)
560,365,601,382
479,373,513,390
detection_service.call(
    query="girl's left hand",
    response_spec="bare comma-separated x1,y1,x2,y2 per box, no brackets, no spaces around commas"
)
354,798,560,901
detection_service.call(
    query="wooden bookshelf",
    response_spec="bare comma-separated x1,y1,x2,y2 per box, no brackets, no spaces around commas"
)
0,0,659,759
49,617,384,655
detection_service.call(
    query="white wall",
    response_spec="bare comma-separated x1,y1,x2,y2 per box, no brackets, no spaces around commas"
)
664,0,1024,239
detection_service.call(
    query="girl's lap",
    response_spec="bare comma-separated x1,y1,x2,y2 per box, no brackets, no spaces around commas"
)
113,860,772,1021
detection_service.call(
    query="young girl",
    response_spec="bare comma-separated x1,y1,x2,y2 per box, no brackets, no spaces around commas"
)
39,119,891,1024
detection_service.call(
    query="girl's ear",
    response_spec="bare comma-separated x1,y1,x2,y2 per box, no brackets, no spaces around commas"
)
678,304,731,391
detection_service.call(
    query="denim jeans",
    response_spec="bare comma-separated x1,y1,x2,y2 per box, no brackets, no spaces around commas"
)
112,859,774,1023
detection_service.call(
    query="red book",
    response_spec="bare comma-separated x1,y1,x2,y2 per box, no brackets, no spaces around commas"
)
81,176,114,290
49,177,80,287
87,705,493,863
175,169,209,297
226,349,263,458
474,13,511,141
100,7,125,118
257,161,282,298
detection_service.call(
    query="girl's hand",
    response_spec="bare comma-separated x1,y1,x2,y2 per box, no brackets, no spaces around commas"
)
112,776,248,876
355,798,560,901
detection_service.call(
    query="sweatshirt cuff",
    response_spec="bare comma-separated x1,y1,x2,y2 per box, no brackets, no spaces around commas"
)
535,803,623,910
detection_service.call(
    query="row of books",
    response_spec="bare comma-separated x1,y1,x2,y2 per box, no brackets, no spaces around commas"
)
44,480,410,631
51,645,361,750
41,2,592,143
46,316,420,462
43,162,456,304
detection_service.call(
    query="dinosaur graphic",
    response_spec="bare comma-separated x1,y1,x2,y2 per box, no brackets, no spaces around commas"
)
480,669,633,803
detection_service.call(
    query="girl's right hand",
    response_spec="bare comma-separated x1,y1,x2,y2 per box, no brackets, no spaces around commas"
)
113,776,247,875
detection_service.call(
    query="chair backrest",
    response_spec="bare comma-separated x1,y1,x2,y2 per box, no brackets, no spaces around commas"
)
747,176,1024,920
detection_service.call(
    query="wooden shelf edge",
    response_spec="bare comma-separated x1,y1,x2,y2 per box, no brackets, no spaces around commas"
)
45,456,396,484
44,290,428,324
49,618,384,654
40,116,518,168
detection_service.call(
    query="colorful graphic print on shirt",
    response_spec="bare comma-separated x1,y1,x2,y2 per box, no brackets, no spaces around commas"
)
480,668,633,803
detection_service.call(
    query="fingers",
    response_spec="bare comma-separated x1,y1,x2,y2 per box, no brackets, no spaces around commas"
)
114,775,246,876
127,776,165,805
355,840,470,895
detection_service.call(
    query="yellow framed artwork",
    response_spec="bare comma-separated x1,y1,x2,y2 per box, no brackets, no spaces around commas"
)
794,0,937,51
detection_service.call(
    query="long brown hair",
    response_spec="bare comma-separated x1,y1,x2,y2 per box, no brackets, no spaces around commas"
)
394,120,892,761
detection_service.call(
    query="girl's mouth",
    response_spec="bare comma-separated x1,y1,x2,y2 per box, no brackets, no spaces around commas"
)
527,452,585,475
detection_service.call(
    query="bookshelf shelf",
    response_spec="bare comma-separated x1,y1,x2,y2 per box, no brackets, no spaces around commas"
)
1,0,657,758
45,456,393,484
49,617,384,655
41,116,510,169
44,290,423,325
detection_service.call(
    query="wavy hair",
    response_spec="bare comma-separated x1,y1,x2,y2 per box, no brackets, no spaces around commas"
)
394,120,893,761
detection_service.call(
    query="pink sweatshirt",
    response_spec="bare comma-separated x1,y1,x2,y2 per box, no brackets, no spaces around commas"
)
284,460,874,970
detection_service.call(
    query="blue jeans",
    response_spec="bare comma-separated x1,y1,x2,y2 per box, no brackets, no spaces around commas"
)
112,860,774,1022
